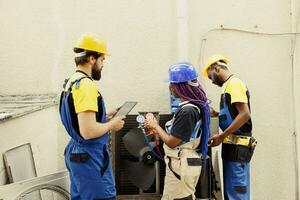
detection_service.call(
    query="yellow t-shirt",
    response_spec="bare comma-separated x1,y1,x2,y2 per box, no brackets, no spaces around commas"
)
220,75,252,133
222,76,248,104
65,71,100,113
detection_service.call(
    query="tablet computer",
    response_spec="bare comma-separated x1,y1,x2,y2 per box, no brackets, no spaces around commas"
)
114,101,137,117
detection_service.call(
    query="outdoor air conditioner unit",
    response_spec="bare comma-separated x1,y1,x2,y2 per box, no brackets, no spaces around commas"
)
111,114,172,199
111,114,222,200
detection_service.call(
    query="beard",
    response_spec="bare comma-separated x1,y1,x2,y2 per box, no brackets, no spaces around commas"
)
91,64,102,80
212,75,224,87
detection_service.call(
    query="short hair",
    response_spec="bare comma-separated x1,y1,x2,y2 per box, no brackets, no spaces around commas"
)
74,48,102,66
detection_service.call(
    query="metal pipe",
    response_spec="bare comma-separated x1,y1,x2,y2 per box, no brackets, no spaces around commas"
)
177,0,188,61
290,0,299,198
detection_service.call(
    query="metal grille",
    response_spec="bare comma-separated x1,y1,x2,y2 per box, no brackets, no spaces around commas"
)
113,114,172,195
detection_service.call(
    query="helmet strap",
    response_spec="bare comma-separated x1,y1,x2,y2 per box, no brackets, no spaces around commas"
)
216,61,228,68
188,81,199,87
75,51,87,57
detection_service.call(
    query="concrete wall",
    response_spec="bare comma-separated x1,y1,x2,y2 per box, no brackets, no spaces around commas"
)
188,0,299,199
0,0,299,199
198,31,295,200
0,0,177,113
0,107,65,185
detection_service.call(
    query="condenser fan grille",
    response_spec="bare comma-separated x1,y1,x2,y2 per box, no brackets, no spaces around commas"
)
114,114,172,195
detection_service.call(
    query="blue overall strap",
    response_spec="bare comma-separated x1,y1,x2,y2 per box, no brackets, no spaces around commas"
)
181,103,202,141
66,76,90,91
59,76,90,141
176,103,210,160
219,76,242,135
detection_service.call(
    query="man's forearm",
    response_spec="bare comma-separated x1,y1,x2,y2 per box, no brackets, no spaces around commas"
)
222,112,250,138
80,121,113,139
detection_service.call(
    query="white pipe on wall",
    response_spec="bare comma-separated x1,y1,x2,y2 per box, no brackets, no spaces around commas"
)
290,0,300,198
177,0,188,61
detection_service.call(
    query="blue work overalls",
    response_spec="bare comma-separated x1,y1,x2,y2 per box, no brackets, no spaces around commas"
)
59,76,116,200
219,77,251,200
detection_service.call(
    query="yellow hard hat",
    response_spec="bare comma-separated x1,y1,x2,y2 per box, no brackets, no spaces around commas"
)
74,33,110,55
202,55,229,77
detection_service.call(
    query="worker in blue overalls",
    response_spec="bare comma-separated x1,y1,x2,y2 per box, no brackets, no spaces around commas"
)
203,55,256,200
59,33,125,200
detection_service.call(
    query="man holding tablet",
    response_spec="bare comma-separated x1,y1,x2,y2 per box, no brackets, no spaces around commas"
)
59,33,125,200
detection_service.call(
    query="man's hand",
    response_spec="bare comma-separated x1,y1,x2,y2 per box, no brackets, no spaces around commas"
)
208,134,225,147
210,107,219,117
110,116,125,132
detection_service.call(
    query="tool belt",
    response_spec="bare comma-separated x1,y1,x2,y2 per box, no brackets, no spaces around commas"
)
222,135,257,163
223,135,257,147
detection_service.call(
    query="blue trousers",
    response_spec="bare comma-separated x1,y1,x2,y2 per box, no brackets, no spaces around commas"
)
65,141,116,200
223,160,250,200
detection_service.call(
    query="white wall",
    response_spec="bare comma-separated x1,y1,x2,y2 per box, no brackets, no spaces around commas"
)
0,0,177,113
0,107,65,185
292,0,300,199
199,31,295,200
188,0,299,199
0,0,299,199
